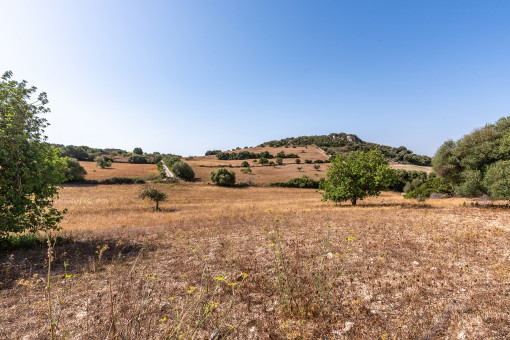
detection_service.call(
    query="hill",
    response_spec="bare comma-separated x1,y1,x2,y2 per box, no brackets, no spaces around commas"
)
260,132,431,166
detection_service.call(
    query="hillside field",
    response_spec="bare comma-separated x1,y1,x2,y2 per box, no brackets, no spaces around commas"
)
1,179,509,338
186,145,431,185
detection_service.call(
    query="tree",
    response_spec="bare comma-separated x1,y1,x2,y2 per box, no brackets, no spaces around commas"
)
276,157,283,165
320,150,394,205
297,167,303,172
95,155,113,169
241,161,250,167
0,71,67,237
483,160,510,200
171,161,195,181
139,187,167,211
128,154,148,164
313,164,320,171
133,147,143,155
210,168,236,186
295,159,301,164
64,158,87,182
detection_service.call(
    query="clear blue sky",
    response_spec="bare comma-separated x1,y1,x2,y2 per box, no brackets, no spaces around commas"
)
2,1,510,156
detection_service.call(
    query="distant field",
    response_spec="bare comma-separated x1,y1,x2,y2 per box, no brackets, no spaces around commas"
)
3,183,509,338
80,161,158,180
185,145,432,185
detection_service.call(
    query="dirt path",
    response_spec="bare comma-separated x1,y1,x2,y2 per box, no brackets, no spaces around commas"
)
312,144,329,158
160,161,174,178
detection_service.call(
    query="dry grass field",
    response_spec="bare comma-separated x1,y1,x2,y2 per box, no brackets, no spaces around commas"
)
1,182,509,339
80,161,159,180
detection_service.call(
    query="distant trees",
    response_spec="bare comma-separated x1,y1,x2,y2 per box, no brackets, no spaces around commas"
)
0,71,67,237
133,147,144,155
259,157,269,165
276,157,283,165
295,159,301,164
241,161,250,167
320,150,394,205
210,168,236,186
205,150,221,156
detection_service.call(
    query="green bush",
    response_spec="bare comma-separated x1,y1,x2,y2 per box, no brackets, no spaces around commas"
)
404,178,452,199
269,176,320,189
133,147,144,155
276,157,283,165
259,157,269,165
304,159,312,164
295,159,301,164
163,155,181,168
171,162,195,181
95,155,113,168
210,168,236,186
64,158,87,182
241,161,250,167
128,154,148,164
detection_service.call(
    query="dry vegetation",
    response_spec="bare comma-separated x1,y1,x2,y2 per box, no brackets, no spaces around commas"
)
1,182,509,339
79,161,159,180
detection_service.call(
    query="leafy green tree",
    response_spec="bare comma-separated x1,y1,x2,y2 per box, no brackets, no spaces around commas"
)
313,164,320,171
276,157,283,165
171,161,195,181
0,71,67,237
295,158,301,164
297,167,303,172
241,161,250,167
210,168,236,186
95,155,113,169
139,187,167,211
259,157,268,165
133,147,143,155
320,150,394,205
64,158,87,182
483,160,510,200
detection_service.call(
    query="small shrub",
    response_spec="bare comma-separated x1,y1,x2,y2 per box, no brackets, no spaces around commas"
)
295,159,301,164
241,161,250,167
210,168,236,186
313,164,320,171
276,157,283,165
259,157,269,165
133,147,143,155
304,159,312,164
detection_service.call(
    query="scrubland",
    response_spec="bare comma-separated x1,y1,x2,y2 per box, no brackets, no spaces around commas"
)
1,182,509,339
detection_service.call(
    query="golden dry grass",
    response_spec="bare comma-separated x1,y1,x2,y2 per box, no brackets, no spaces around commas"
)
1,183,509,338
80,161,159,180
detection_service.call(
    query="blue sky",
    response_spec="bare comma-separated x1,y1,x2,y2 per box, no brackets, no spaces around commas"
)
1,1,510,156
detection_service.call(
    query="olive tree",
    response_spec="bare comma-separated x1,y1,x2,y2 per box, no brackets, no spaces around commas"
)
320,150,394,205
0,71,67,237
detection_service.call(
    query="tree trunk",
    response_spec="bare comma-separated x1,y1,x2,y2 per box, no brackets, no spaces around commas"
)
156,201,160,211
351,197,357,206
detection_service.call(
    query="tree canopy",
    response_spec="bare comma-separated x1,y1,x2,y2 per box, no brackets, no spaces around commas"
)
0,71,67,237
320,150,394,205
432,116,510,199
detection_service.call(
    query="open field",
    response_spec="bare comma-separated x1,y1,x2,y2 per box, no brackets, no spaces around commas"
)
80,161,159,180
1,183,509,339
